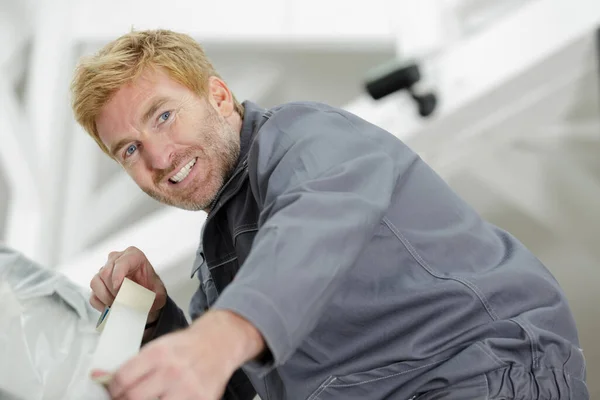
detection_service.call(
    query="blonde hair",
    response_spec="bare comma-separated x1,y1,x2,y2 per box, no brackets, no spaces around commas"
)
70,29,243,155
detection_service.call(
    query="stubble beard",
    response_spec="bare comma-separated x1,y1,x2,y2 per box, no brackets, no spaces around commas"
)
143,120,240,212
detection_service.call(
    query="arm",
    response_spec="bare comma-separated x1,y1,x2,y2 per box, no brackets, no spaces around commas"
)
212,104,412,374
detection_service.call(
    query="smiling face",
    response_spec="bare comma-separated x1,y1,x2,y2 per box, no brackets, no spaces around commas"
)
95,67,241,211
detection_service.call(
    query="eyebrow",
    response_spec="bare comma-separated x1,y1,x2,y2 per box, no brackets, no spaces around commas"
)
108,97,170,159
141,96,170,125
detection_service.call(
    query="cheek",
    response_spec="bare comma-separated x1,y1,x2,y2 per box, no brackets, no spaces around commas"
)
173,114,195,137
197,154,213,171
126,164,151,186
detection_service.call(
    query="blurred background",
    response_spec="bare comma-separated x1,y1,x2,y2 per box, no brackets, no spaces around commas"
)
0,0,598,396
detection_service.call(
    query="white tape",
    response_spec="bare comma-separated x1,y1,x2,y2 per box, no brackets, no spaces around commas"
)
90,278,156,384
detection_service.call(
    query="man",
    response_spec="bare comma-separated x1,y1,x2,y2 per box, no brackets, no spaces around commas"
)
71,29,588,399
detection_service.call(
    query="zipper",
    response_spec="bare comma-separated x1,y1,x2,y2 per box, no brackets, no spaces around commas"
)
204,109,269,216
200,157,249,267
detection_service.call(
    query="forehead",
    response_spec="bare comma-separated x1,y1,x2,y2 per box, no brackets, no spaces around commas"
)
101,68,185,119
124,68,186,97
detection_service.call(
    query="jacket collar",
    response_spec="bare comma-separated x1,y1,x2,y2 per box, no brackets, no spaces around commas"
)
203,100,268,214
237,100,267,166
193,101,268,277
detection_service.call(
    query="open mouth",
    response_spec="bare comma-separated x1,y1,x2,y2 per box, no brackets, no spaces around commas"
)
169,158,197,184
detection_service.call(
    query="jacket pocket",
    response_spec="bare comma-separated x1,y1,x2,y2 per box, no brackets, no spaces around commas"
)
306,342,504,400
308,361,445,400
189,249,218,319
199,261,219,307
306,358,449,400
413,374,489,400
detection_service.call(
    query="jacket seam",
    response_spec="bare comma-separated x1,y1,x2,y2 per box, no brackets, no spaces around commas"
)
483,373,490,400
208,254,238,270
306,376,337,400
579,349,587,379
382,217,499,321
234,222,258,232
474,341,508,368
207,251,237,265
233,224,258,238
233,227,259,247
510,317,539,368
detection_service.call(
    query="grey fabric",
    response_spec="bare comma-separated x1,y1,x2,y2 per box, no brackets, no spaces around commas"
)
149,296,188,339
162,101,587,399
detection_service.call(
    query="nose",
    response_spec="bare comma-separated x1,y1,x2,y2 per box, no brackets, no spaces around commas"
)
143,136,174,171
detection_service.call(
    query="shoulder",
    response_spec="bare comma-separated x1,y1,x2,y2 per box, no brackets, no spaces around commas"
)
266,101,344,118
247,100,400,177
265,101,353,132
253,101,369,153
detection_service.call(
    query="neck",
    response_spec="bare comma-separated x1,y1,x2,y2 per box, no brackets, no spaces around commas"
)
203,110,243,215
225,110,243,137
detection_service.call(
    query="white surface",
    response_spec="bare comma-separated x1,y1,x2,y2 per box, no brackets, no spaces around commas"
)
0,244,108,400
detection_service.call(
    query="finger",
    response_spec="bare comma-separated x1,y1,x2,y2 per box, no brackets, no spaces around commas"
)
106,251,122,264
160,374,207,400
108,347,159,397
112,248,143,291
99,259,120,297
111,256,133,292
90,369,113,385
90,274,115,306
89,293,106,312
112,368,171,400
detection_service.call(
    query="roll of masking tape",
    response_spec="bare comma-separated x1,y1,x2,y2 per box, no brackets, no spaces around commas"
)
90,278,156,385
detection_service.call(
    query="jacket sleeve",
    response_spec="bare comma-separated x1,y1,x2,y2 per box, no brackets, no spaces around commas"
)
145,297,256,400
212,104,408,376
144,296,189,342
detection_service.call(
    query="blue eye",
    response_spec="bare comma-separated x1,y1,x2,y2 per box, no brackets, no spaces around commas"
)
159,111,171,122
125,144,137,156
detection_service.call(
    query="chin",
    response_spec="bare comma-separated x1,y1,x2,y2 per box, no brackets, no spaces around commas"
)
145,170,222,211
174,203,205,212
142,189,201,211
162,192,207,211
175,191,216,211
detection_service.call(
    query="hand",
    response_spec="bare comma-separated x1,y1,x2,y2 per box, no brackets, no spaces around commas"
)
92,309,266,400
90,246,167,323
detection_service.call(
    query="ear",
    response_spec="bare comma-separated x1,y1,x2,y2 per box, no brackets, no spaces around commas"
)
207,76,235,118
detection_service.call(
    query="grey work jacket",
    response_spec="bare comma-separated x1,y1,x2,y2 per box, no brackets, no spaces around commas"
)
152,101,586,400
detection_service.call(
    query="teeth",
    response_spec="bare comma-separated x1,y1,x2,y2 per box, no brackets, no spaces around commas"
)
169,158,197,183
